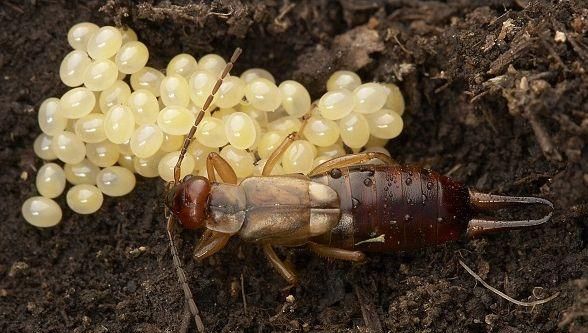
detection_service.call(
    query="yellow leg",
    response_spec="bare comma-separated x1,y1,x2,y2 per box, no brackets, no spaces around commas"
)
206,152,238,184
262,112,313,176
307,241,366,262
262,132,298,176
262,244,298,284
308,152,397,177
193,229,232,260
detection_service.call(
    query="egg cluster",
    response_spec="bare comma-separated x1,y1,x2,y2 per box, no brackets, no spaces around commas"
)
22,22,405,228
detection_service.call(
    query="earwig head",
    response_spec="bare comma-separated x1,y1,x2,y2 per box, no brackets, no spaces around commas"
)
165,175,211,229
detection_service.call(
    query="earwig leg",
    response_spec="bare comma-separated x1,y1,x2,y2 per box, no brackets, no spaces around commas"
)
262,244,298,285
308,152,398,176
166,214,205,333
206,152,238,184
262,112,312,176
173,48,242,184
466,190,554,238
307,241,366,262
193,229,232,260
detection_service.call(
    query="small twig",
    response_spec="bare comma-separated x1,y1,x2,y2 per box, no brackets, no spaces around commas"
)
354,285,383,333
240,273,248,315
459,260,559,307
527,112,562,161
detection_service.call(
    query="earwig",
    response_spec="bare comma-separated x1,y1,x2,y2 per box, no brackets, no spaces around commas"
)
164,48,554,331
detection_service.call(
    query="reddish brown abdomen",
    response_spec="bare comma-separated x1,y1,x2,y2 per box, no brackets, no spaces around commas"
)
311,165,472,252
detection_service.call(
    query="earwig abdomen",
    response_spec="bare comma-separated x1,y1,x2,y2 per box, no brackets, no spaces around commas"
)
311,165,472,252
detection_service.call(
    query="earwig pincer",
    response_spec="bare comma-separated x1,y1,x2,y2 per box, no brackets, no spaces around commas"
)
163,48,554,332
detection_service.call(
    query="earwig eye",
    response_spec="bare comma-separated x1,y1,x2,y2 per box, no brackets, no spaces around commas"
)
182,174,193,183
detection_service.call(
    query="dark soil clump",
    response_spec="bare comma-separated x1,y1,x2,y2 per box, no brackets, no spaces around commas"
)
1,1,586,332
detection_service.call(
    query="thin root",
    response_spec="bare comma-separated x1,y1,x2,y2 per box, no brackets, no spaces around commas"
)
240,273,247,315
459,259,559,307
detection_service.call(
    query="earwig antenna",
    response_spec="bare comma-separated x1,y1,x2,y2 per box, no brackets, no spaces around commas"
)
166,48,243,332
173,47,243,184
166,214,205,332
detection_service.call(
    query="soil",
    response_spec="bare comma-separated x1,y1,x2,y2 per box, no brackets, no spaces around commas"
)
1,1,586,332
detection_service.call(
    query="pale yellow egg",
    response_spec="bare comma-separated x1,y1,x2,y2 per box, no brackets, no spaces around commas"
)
318,89,355,120
220,145,255,178
130,124,163,158
326,70,361,91
167,53,198,79
60,87,96,119
38,98,67,136
134,152,165,178
126,89,159,125
104,104,135,144
188,70,217,108
115,41,149,74
99,80,131,113
198,54,226,75
83,59,118,91
96,166,136,197
87,26,123,60
316,143,346,158
74,113,107,143
86,140,120,167
194,116,228,148
130,67,165,97
161,134,185,152
67,22,99,51
216,76,245,109
241,68,275,84
282,140,316,174
33,133,57,160
158,151,196,182
157,105,195,135
302,116,340,147
339,113,370,149
36,163,66,198
160,74,191,107
60,50,92,87
267,116,301,135
117,154,135,172
245,78,282,111
64,158,100,185
279,80,311,118
257,131,285,159
352,83,387,114
365,108,404,139
51,131,86,164
224,112,256,150
67,184,104,214
22,196,62,227
382,83,405,116
119,27,138,44
239,104,268,127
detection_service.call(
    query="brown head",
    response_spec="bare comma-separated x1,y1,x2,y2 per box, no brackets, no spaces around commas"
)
165,176,211,229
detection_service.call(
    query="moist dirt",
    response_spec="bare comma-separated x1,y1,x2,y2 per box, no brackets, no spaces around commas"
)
0,1,586,332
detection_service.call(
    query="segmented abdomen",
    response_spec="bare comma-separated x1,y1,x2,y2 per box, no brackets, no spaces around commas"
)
311,164,472,252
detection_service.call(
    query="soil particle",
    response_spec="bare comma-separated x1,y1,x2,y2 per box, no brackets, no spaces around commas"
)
1,1,586,332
